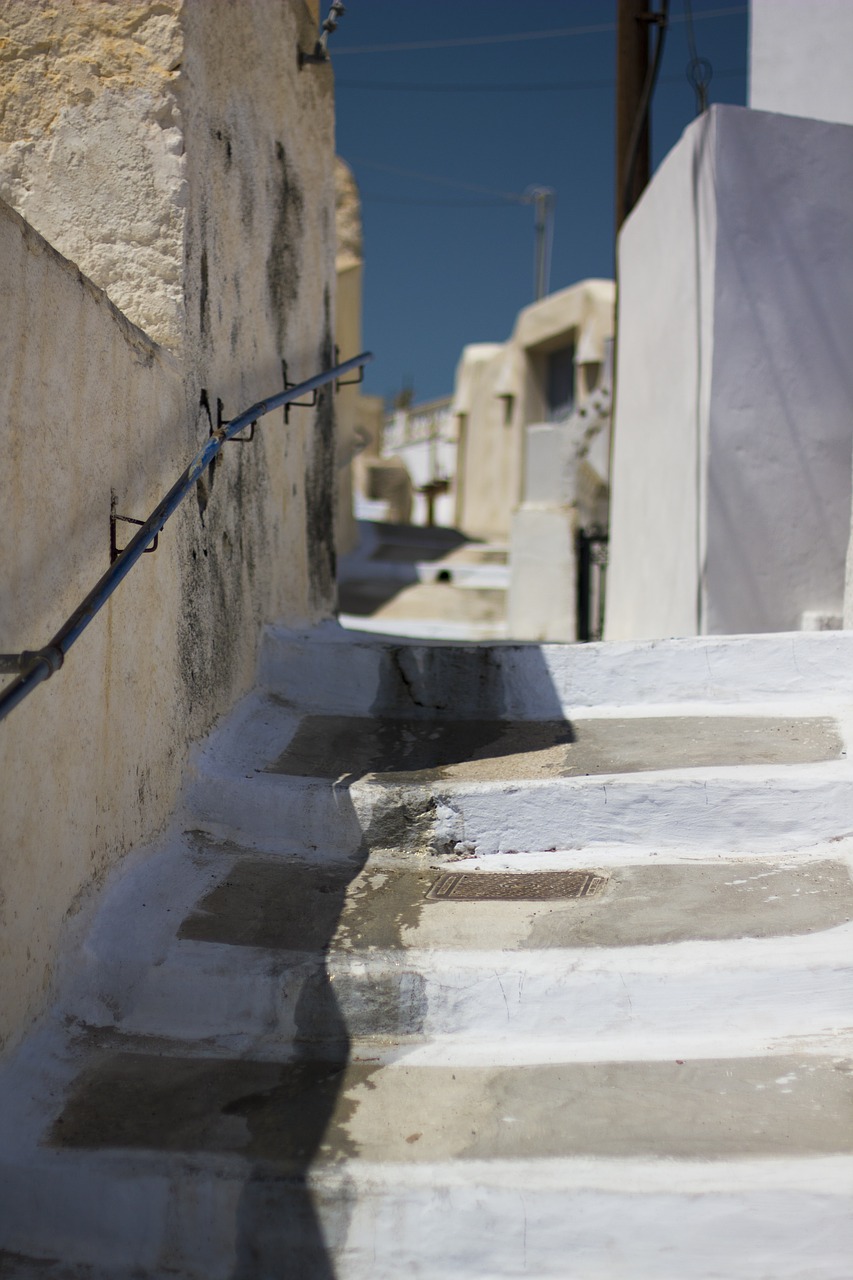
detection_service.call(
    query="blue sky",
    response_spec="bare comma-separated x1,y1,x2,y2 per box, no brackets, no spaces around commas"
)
333,1,749,405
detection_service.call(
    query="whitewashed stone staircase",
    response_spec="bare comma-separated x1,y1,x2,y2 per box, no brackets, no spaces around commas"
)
1,625,853,1278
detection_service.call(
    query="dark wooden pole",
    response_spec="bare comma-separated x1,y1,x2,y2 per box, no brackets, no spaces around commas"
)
615,0,650,230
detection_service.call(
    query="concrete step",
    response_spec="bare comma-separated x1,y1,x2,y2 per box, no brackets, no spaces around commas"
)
66,833,853,1053
185,688,853,854
258,623,853,714
1,1018,851,1278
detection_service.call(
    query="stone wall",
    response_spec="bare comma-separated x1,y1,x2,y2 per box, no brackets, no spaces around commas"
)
0,1,186,349
0,0,337,1054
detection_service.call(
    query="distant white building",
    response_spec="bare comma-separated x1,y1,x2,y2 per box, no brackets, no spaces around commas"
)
451,280,615,545
381,396,457,528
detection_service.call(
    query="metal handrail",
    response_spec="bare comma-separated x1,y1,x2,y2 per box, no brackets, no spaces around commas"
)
0,351,374,724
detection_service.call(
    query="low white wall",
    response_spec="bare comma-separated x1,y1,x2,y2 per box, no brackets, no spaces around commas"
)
705,108,853,633
750,0,853,127
605,111,717,641
607,105,853,641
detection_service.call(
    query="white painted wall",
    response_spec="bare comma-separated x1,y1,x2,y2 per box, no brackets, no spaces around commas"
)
704,107,853,634
750,0,853,127
607,105,853,641
605,111,717,641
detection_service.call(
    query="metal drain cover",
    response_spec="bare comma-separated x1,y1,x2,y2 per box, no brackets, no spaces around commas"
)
426,871,607,902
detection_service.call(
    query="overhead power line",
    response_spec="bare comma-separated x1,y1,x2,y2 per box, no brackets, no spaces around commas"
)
360,192,518,208
332,6,746,56
333,21,613,55
336,69,745,94
684,0,714,113
346,157,531,203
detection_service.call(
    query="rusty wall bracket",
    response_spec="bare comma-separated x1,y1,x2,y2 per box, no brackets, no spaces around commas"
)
217,398,256,443
111,495,159,565
334,344,366,389
298,43,329,68
281,361,319,423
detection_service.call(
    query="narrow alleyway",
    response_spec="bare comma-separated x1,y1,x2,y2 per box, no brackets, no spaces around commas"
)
1,626,852,1278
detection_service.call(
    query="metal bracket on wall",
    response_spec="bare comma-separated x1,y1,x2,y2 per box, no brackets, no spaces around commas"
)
298,42,328,67
334,346,365,389
217,398,256,443
281,362,319,424
110,495,159,565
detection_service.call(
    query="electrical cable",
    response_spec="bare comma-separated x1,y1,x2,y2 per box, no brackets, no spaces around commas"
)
331,7,744,56
336,69,744,94
360,192,518,207
684,0,713,113
345,156,531,203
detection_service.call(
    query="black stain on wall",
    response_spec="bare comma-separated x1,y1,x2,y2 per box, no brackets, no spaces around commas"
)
199,247,210,341
266,140,304,351
305,289,336,612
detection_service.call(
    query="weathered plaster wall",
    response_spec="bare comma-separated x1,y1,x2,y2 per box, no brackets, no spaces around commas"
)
749,0,853,127
177,0,338,724
0,200,186,1050
0,0,337,1053
606,106,853,641
0,1,186,349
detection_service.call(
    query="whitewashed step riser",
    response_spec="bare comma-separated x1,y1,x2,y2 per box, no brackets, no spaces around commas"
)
259,624,853,715
2,1156,851,1280
96,944,853,1049
185,766,853,855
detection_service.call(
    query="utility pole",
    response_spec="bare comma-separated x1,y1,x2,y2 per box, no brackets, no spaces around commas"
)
528,186,555,301
615,0,650,230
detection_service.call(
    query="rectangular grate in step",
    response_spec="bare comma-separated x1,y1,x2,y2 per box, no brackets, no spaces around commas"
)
425,870,607,902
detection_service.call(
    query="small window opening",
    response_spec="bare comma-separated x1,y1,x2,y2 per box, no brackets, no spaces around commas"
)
546,343,575,421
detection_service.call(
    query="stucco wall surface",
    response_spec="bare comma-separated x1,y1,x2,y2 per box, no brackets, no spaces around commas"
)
334,159,368,555
0,1,186,349
0,199,186,1051
749,0,853,127
0,0,338,1053
178,0,338,656
452,343,509,539
605,111,717,642
705,107,853,634
606,105,853,641
452,283,614,542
